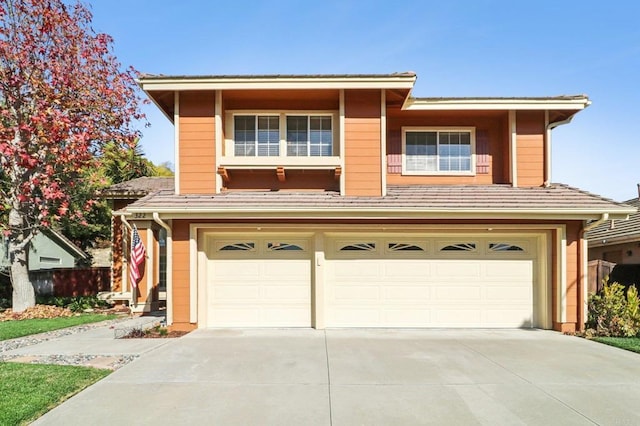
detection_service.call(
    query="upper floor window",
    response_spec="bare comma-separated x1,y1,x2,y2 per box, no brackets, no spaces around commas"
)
402,127,475,175
229,112,335,158
234,115,279,156
287,116,332,156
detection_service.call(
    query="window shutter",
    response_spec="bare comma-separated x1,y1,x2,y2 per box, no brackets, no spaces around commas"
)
387,130,402,173
476,130,490,174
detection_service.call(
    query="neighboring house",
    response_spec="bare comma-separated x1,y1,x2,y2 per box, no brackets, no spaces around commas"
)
110,72,634,333
0,228,88,271
587,196,640,264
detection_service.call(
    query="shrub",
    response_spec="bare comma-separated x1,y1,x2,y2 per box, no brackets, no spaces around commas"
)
35,296,110,313
586,281,640,337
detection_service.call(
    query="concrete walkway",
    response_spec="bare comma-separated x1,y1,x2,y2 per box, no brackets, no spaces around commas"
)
22,327,640,425
1,315,169,370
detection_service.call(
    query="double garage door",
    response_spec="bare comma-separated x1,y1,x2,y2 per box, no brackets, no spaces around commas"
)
206,234,537,328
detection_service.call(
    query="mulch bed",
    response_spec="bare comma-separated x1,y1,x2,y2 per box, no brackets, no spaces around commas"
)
0,304,131,322
121,326,189,339
0,305,74,322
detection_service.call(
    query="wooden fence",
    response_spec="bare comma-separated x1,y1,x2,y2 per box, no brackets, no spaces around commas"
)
587,259,616,294
30,267,111,297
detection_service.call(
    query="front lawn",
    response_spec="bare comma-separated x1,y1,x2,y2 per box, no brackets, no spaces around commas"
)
0,314,116,341
591,336,640,354
0,362,110,425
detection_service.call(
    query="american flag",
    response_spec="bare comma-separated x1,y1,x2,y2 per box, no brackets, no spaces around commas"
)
129,225,146,288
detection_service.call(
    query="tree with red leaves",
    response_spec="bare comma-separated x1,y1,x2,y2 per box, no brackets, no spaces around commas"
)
0,0,145,311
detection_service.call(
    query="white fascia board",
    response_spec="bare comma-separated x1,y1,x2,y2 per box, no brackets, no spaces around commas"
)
405,98,590,111
139,76,416,91
126,208,632,221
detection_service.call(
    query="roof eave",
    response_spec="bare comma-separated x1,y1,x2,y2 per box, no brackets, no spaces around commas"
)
404,97,591,111
116,207,632,221
138,74,417,92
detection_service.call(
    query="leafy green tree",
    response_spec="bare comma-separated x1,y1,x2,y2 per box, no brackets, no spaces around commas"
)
101,139,156,185
154,161,174,177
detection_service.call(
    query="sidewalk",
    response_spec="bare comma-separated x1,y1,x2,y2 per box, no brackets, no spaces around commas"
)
0,314,170,370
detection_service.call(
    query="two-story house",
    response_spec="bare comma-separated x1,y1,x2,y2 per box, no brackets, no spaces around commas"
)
111,72,633,333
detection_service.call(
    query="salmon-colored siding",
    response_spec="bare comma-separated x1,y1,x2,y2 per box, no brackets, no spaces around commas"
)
222,89,339,111
552,222,584,333
225,169,339,192
516,111,545,187
171,220,191,326
344,90,382,196
386,109,508,185
179,91,216,194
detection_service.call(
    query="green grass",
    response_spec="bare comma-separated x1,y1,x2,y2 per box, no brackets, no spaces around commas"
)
0,314,116,341
591,336,640,353
0,362,110,425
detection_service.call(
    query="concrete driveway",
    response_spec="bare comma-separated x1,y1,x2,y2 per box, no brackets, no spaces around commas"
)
34,329,640,425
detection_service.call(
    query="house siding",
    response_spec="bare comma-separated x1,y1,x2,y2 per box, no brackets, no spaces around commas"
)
179,91,216,194
552,222,584,333
516,111,545,187
386,110,507,185
344,90,382,196
171,220,192,327
589,241,640,264
222,89,339,111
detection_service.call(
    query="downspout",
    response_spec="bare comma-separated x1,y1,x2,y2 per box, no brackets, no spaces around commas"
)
583,213,609,233
544,115,577,187
153,212,173,326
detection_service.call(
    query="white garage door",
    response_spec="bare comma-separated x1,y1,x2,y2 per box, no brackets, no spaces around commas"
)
325,237,536,328
207,237,311,327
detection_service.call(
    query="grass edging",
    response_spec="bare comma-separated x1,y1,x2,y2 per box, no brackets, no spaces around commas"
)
0,314,117,341
589,336,640,354
0,362,110,425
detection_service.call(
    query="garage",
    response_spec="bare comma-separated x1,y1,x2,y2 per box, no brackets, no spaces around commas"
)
205,235,312,327
324,236,537,328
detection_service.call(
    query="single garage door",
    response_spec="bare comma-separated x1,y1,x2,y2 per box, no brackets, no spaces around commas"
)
206,236,311,327
325,236,536,328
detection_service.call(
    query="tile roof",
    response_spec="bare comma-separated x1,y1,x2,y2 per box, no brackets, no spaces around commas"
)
586,198,640,244
102,177,174,198
119,184,634,219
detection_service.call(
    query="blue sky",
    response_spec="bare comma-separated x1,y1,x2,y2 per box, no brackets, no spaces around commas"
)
89,0,640,201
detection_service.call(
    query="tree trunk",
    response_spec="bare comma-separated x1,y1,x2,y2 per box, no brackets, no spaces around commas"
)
9,208,35,312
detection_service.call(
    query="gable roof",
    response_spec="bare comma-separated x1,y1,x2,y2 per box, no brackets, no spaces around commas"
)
115,184,634,221
43,229,89,260
586,198,640,247
102,177,175,199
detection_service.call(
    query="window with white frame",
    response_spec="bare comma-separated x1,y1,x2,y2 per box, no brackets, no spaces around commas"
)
286,115,332,156
403,127,475,174
234,115,280,156
231,113,334,157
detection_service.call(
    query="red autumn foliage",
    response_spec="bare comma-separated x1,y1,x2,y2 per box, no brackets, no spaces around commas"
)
0,0,146,311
